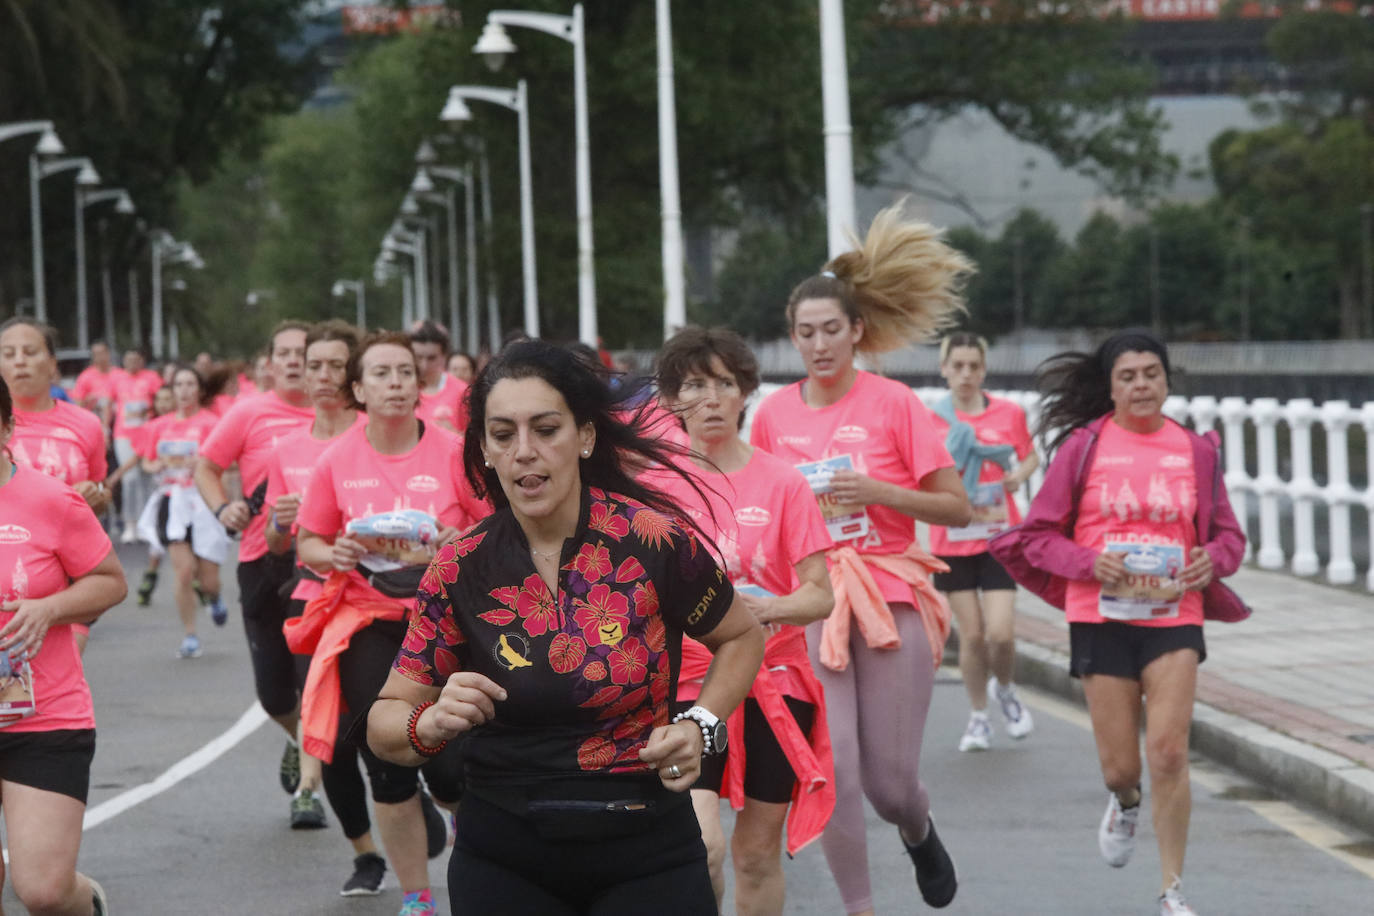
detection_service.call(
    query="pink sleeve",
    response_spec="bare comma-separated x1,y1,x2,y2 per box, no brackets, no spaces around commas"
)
85,419,108,480
450,443,489,529
892,390,953,484
782,470,832,564
747,401,773,450
296,457,342,537
200,402,247,470
56,487,113,580
264,452,287,513
71,373,92,403
1019,432,1099,582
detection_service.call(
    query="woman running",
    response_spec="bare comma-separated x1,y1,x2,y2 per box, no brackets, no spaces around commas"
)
0,374,126,915
928,332,1038,752
264,320,397,892
139,366,229,658
367,339,766,916
1011,330,1245,916
655,326,835,915
294,331,487,916
748,203,973,914
109,384,175,607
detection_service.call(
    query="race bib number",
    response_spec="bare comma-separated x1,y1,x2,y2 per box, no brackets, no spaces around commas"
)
1099,538,1184,621
157,439,199,488
796,455,870,542
345,510,439,572
123,399,150,427
947,482,1010,542
0,652,36,727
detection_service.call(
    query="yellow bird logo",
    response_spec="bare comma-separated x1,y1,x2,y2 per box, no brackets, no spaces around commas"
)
494,633,532,671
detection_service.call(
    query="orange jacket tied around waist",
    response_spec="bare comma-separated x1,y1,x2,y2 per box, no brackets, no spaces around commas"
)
680,625,835,856
284,572,404,764
821,544,951,672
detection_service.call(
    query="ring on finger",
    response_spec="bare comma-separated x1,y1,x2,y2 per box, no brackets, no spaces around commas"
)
666,764,682,779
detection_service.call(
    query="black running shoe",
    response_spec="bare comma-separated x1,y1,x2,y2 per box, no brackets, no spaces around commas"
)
341,852,387,897
137,569,157,607
902,816,957,908
420,790,447,859
279,740,300,794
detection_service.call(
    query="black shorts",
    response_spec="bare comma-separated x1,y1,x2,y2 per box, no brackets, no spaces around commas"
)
0,728,96,803
673,697,815,804
933,552,1016,593
154,494,193,547
1069,622,1206,680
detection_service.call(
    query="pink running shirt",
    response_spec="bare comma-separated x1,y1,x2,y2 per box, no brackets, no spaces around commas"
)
749,371,953,606
1064,420,1202,627
200,391,315,562
70,366,115,413
139,410,221,490
10,401,108,485
295,421,488,612
110,368,163,440
928,394,1034,556
653,449,832,699
0,467,111,731
266,417,367,602
416,375,470,433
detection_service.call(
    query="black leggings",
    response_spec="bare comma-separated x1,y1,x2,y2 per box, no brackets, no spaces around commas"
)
449,792,714,915
239,553,304,717
338,619,463,806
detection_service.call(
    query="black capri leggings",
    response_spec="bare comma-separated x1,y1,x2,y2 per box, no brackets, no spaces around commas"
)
450,791,713,915
339,619,463,806
239,552,305,717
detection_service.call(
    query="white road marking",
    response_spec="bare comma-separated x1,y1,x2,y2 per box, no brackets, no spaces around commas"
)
1019,684,1374,881
83,702,270,831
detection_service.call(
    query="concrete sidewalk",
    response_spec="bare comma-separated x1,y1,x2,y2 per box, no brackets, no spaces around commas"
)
997,565,1374,837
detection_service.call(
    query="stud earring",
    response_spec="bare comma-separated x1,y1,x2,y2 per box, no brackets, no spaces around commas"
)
483,459,492,468
582,449,590,457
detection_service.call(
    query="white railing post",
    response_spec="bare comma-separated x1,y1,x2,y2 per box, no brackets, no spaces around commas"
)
1284,398,1320,576
1251,398,1286,570
1321,401,1356,585
1189,396,1218,434
1363,403,1374,591
1218,396,1253,564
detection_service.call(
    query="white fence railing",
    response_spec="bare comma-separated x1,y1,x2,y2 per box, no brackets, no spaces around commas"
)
750,384,1374,590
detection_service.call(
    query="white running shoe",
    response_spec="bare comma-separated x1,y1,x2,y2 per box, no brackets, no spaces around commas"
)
957,712,992,752
1098,792,1140,867
989,677,1034,739
1159,878,1198,915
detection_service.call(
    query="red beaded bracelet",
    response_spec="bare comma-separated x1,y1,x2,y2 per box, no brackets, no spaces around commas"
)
406,701,448,758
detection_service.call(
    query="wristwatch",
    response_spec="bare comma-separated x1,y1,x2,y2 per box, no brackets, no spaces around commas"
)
673,705,728,757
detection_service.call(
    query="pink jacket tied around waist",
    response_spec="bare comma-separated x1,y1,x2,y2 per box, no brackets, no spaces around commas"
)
680,625,835,856
821,543,951,672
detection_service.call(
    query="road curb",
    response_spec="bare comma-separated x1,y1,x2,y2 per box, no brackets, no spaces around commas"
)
945,632,1374,838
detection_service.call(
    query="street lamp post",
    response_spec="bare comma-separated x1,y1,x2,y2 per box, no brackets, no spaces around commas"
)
383,229,425,325
414,168,464,349
475,5,597,344
443,81,539,337
77,188,134,350
656,0,686,339
3,122,64,321
394,217,433,322
478,143,502,350
31,156,98,324
818,0,856,259
151,233,202,360
428,165,481,356
332,280,366,328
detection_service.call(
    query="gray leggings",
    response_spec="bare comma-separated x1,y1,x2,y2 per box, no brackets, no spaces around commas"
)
807,604,935,914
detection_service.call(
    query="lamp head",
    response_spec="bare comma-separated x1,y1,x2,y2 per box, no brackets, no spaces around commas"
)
440,93,473,123
34,128,65,157
410,169,435,194
473,21,515,71
76,162,101,186
331,281,346,297
115,192,136,215
415,139,438,165
400,195,420,216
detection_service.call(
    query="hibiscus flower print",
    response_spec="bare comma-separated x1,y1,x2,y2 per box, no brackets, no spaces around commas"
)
419,542,461,597
582,660,607,681
577,735,616,771
513,573,559,637
572,583,631,647
394,654,434,685
608,638,649,686
547,633,587,674
613,556,645,583
588,502,630,540
438,615,465,647
632,580,659,618
571,542,612,582
629,507,676,551
451,530,486,557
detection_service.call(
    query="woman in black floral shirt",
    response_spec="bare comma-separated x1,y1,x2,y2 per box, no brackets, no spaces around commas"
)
369,340,765,915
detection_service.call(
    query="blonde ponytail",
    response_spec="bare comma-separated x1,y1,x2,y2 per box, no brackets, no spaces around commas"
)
788,200,975,354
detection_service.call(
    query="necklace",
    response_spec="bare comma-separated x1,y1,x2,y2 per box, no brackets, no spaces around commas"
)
530,545,560,562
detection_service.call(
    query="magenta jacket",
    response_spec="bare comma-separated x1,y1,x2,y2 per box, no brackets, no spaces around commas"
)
1002,414,1248,618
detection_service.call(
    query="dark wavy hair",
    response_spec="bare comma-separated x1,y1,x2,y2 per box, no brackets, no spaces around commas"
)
169,364,226,409
1035,329,1172,454
656,326,760,432
462,339,714,531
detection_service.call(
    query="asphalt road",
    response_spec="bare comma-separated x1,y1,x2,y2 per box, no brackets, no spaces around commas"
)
21,543,1374,914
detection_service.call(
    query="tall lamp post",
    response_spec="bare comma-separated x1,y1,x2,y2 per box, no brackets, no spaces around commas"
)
443,81,539,337
3,121,64,318
332,279,366,328
31,157,100,323
475,5,597,344
383,229,425,326
818,0,856,259
426,164,480,354
151,233,202,360
656,0,685,339
412,168,465,348
77,188,134,351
